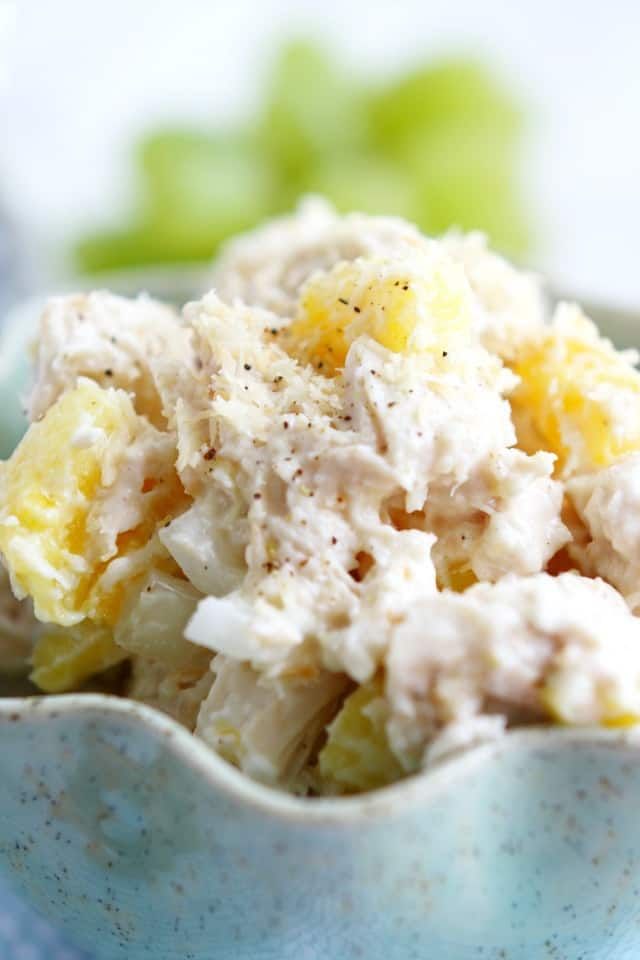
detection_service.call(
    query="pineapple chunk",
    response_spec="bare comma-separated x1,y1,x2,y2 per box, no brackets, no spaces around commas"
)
512,305,640,475
287,254,473,374
31,622,125,693
317,676,404,794
541,666,640,729
437,560,477,593
0,379,185,627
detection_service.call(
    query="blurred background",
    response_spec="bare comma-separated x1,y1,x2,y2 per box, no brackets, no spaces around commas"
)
0,2,639,957
1,0,640,313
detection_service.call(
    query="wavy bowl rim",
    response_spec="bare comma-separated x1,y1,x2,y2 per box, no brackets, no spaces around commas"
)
2,692,640,826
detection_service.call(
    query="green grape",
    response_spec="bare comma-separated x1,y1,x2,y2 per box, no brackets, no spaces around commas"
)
406,126,530,254
76,130,278,270
369,57,522,155
75,226,174,272
146,131,279,252
258,39,369,185
73,43,532,272
305,153,420,221
141,131,274,222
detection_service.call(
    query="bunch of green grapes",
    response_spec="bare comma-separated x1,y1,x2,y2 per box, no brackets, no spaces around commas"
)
76,40,530,272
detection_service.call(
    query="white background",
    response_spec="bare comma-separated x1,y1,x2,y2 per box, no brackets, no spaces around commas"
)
1,0,639,306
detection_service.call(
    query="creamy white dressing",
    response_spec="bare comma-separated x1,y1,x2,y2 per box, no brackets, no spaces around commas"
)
386,572,640,770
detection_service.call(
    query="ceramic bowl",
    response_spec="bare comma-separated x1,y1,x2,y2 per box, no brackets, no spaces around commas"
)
2,693,640,960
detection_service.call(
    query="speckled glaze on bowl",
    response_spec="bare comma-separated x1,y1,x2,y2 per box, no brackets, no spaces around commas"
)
2,695,640,959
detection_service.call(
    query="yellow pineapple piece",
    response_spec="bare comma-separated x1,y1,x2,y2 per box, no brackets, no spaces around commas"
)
31,622,126,693
317,675,404,794
0,379,186,627
288,255,473,374
438,561,477,593
512,305,640,475
541,669,640,729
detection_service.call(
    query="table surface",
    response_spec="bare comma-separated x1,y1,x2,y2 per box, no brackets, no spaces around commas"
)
0,877,88,960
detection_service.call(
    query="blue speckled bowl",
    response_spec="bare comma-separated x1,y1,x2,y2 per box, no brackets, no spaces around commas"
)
2,282,640,958
2,694,640,959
